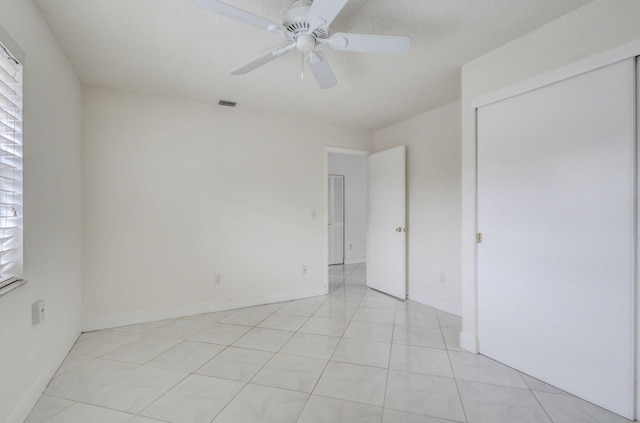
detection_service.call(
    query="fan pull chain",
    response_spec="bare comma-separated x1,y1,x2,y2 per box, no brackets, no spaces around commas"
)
301,53,304,80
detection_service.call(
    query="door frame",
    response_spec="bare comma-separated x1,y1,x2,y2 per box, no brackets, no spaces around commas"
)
324,147,370,294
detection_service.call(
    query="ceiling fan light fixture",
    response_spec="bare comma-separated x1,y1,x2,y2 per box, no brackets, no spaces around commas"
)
296,34,316,52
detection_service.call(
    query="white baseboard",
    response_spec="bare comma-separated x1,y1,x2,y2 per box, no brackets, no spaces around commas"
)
6,326,81,423
460,332,479,354
408,290,461,316
82,287,327,332
344,257,365,265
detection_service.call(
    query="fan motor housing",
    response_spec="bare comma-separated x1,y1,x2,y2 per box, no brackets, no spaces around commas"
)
282,0,328,44
283,0,312,26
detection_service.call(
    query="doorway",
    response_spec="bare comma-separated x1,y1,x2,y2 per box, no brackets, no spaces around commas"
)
325,148,369,293
324,146,407,299
328,174,344,265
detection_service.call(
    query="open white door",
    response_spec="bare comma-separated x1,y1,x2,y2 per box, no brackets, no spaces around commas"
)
366,145,406,299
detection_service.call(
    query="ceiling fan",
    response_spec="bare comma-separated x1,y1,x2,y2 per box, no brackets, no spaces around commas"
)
193,0,411,89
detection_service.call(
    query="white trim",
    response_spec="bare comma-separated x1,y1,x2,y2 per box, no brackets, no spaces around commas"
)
82,287,327,332
344,257,365,265
460,332,479,354
326,146,371,156
324,150,329,295
6,327,81,423
472,38,640,109
635,56,640,422
0,278,26,298
408,290,461,316
0,22,25,64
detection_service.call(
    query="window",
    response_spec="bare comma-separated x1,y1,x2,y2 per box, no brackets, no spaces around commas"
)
0,40,23,296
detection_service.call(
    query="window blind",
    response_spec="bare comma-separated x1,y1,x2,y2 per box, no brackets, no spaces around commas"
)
0,42,23,291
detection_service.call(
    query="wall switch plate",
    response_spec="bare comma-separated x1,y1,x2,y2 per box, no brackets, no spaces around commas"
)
215,274,221,285
32,300,45,325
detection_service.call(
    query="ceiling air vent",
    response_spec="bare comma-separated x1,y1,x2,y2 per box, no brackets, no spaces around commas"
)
218,100,237,107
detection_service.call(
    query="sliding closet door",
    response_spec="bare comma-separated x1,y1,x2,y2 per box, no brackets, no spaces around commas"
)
477,59,635,419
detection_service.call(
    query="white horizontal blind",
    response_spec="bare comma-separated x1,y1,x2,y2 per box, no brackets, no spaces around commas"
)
0,42,23,290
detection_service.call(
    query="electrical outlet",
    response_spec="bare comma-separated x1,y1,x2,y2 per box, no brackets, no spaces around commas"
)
439,273,446,284
215,274,222,285
32,300,45,325
302,265,308,275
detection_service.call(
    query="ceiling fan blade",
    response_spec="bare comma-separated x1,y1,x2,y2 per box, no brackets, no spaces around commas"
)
307,52,337,89
231,44,294,75
329,33,411,55
307,0,348,30
193,0,285,34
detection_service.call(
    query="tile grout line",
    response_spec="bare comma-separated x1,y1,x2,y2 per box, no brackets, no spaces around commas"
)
440,310,470,423
196,305,287,423
297,267,352,422
527,380,557,423
28,396,78,423
300,264,384,421
379,297,397,421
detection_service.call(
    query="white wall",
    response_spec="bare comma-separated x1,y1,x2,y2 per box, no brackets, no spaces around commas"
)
328,153,368,264
460,0,640,351
82,86,372,328
373,101,461,315
0,2,83,422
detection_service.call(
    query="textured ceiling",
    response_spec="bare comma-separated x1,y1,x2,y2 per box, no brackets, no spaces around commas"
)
34,0,593,131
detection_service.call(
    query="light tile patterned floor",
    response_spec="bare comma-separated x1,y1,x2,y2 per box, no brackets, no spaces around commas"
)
26,263,632,423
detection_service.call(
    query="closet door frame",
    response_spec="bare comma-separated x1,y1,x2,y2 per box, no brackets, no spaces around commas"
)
470,42,640,420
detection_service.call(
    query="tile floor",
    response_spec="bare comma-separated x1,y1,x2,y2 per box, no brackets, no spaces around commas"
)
26,263,632,423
